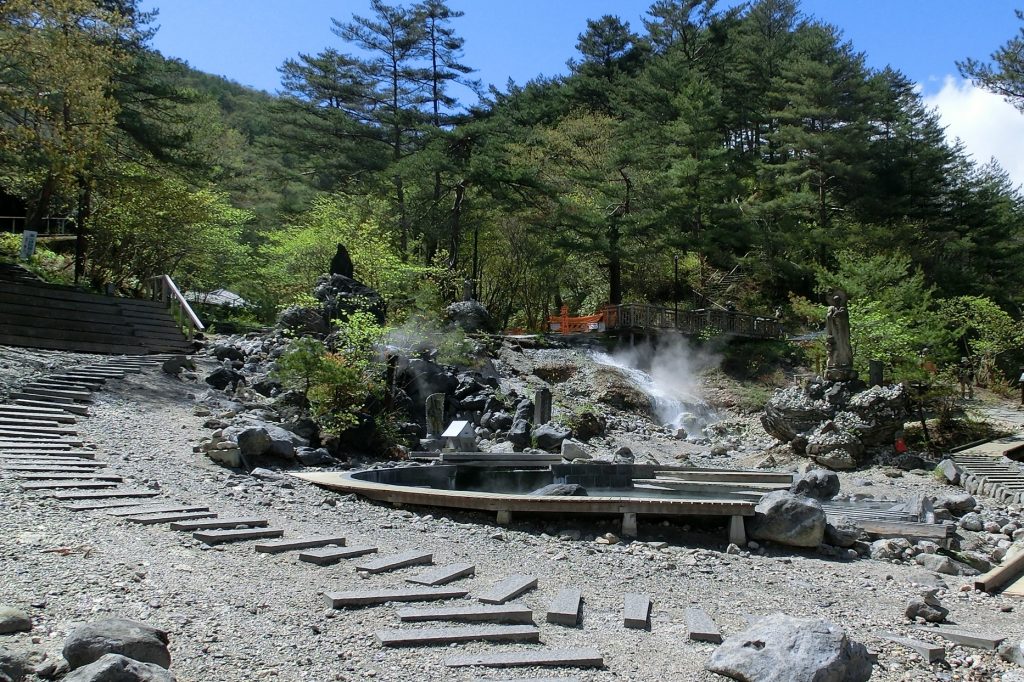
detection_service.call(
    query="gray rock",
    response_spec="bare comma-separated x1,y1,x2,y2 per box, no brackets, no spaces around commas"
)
227,423,306,461
999,639,1024,667
870,538,911,561
507,419,530,451
707,612,872,682
276,305,329,336
294,447,335,467
613,446,635,464
529,483,587,497
914,553,958,575
160,356,195,376
532,424,571,452
748,491,826,548
935,493,976,514
0,647,29,682
936,459,961,484
790,470,840,500
959,512,984,532
236,428,272,458
444,300,495,333
63,619,171,670
313,273,386,325
905,597,948,623
560,440,590,460
63,654,176,682
512,399,534,425
824,519,860,548
204,367,245,391
0,607,31,634
487,440,516,453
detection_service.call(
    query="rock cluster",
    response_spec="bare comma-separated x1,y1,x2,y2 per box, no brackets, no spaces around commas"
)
762,380,910,469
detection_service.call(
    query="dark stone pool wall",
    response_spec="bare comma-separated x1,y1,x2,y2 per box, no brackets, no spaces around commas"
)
552,464,636,490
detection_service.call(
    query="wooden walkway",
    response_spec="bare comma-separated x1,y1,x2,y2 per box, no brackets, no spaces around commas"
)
549,304,784,340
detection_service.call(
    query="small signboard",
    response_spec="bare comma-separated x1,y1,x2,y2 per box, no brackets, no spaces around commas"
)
19,230,37,261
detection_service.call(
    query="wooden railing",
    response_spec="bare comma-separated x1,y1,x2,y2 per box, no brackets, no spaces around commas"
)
548,303,783,340
147,274,205,340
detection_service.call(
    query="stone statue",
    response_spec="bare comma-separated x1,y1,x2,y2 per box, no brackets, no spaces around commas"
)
825,293,855,381
329,243,354,279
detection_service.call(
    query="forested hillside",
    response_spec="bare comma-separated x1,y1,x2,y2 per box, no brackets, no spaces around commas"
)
3,0,1024,378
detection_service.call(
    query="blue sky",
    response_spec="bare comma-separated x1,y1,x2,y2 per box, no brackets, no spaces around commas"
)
139,0,1018,95
138,0,1024,185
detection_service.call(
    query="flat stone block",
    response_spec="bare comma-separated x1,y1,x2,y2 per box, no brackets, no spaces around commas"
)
13,472,120,481
685,607,722,643
478,575,538,605
107,505,210,517
546,588,582,626
299,545,378,565
354,550,432,574
193,527,285,544
0,450,96,459
124,511,218,525
169,517,269,531
51,489,158,500
375,625,539,647
324,587,469,608
406,563,475,586
254,535,346,554
20,480,116,490
445,648,604,669
623,593,652,629
917,626,1005,650
878,631,945,662
398,604,533,625
67,499,171,511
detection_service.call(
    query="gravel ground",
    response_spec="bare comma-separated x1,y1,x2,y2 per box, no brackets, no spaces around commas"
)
1,349,1023,681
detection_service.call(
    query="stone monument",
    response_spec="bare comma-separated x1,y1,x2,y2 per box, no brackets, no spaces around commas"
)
419,392,447,451
825,292,856,381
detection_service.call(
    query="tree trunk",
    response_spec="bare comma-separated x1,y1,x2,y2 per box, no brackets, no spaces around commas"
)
74,175,91,284
447,180,466,271
27,174,57,231
609,221,622,304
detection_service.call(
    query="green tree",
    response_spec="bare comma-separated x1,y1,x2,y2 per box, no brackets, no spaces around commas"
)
959,9,1024,111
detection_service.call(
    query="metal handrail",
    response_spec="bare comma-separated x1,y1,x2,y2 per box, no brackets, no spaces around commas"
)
147,274,205,340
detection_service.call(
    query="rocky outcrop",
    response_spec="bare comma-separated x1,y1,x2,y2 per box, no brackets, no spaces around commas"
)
761,380,909,469
313,273,386,325
707,613,872,682
592,366,654,416
790,470,840,501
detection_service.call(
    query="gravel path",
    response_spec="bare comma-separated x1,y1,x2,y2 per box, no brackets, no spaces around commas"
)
1,350,1022,681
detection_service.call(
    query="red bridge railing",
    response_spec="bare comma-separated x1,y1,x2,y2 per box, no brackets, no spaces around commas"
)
548,304,783,340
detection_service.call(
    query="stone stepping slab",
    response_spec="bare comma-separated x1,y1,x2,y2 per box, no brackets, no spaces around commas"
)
916,626,1005,650
29,380,96,391
107,504,210,517
0,441,75,449
67,499,174,511
10,472,120,481
125,511,218,525
546,588,582,626
0,404,70,414
254,535,346,554
478,576,538,605
877,631,945,662
0,450,97,459
445,648,604,669
21,480,117,490
325,587,469,608
623,593,652,629
375,625,539,647
169,517,269,531
50,489,158,500
0,421,76,432
0,434,84,446
10,392,75,405
16,386,92,402
399,604,534,625
471,678,578,682
0,410,76,424
406,563,475,587
0,417,63,428
50,375,106,384
12,400,88,415
193,528,285,544
685,607,722,643
354,550,432,574
1,460,104,469
299,545,378,565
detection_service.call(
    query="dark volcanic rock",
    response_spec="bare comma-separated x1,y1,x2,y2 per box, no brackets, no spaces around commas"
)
313,274,386,325
532,423,571,452
276,305,329,336
529,483,588,496
205,367,245,391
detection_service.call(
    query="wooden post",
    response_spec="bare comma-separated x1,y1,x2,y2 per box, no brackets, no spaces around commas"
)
728,516,746,546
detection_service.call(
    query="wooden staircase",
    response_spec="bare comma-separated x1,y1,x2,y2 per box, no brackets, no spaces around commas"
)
0,267,194,355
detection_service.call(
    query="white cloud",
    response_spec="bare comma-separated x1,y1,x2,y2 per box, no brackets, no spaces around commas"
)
923,76,1024,190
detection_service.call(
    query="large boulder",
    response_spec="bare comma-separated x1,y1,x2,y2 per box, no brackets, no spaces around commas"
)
529,483,587,497
533,424,571,452
592,366,654,416
507,419,530,451
397,358,458,418
313,274,386,325
748,490,826,548
707,613,872,682
790,470,840,501
0,607,31,635
276,305,329,337
63,619,171,670
204,367,245,391
444,300,495,334
227,424,307,461
63,654,176,682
